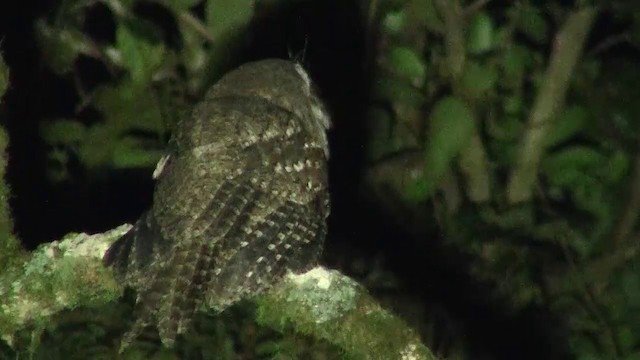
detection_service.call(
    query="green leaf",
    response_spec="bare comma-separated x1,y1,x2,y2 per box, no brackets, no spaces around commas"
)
40,120,88,145
625,353,640,360
373,76,424,107
480,205,534,229
204,0,254,79
501,45,532,87
111,136,164,169
163,0,201,12
382,10,406,35
105,0,136,10
421,0,443,34
206,0,253,39
387,46,426,86
467,12,494,54
542,146,607,187
116,21,166,83
93,80,164,134
617,326,635,353
503,95,524,115
545,105,588,147
461,61,497,98
487,114,524,141
514,5,548,44
422,97,476,197
78,125,116,169
620,267,640,307
570,177,610,236
488,139,519,165
35,20,97,75
178,19,209,92
403,176,432,202
604,150,630,183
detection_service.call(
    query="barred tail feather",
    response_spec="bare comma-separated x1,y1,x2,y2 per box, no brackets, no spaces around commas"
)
104,212,167,284
103,212,171,351
103,223,137,281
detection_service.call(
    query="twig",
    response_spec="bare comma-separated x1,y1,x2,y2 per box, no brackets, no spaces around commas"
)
178,11,215,44
506,7,597,204
434,0,490,203
546,237,639,295
463,0,491,18
610,152,640,247
434,0,465,81
588,32,632,56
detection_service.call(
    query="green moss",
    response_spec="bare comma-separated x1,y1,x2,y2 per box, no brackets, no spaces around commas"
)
286,268,358,324
0,230,126,343
256,268,437,360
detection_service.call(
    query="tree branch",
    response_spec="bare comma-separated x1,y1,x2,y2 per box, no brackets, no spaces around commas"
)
257,267,436,360
506,7,597,204
434,0,491,204
0,226,128,346
611,152,640,247
0,226,436,359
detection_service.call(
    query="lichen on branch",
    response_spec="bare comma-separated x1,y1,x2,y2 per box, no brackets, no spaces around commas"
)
258,267,437,360
0,227,435,359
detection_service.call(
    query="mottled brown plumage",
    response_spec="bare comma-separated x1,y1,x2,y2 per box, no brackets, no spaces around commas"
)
103,59,330,350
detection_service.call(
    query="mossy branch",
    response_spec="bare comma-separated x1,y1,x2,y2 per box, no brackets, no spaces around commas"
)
258,267,437,360
0,226,435,359
0,226,128,346
506,7,597,204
